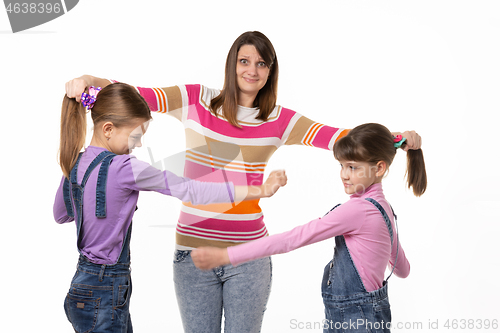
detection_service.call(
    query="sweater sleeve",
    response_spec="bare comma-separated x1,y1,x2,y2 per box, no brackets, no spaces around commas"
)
389,232,410,278
116,155,235,206
281,110,349,151
110,79,185,121
227,201,363,266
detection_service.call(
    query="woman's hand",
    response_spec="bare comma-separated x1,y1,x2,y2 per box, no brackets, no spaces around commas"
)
392,130,422,151
65,75,111,102
191,247,230,270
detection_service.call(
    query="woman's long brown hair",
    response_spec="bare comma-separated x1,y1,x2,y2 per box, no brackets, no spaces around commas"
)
210,31,279,127
333,123,427,196
59,83,152,178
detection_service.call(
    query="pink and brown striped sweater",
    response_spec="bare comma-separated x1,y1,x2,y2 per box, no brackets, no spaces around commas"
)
133,83,348,249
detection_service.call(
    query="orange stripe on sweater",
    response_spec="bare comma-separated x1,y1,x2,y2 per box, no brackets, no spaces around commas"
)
153,88,167,113
304,123,322,146
182,199,262,215
186,152,266,172
334,129,350,143
187,150,267,169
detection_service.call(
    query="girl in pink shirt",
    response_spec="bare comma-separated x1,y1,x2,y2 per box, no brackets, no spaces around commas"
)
192,123,427,333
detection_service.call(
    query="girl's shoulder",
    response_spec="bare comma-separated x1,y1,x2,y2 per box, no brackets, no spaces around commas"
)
82,147,142,175
335,193,390,219
327,197,369,220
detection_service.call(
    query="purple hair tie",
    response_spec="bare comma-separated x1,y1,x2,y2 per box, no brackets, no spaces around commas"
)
81,86,102,109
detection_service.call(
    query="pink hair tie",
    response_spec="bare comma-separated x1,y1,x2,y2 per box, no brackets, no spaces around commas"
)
81,86,102,110
393,135,407,148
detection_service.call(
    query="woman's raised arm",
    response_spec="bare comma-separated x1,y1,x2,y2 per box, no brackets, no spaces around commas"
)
65,75,111,102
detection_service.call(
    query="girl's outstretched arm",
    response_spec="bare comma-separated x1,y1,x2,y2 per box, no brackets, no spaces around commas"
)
192,200,363,270
120,155,287,205
234,170,287,201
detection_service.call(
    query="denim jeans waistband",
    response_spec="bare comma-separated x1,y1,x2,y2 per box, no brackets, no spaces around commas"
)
77,255,131,277
322,283,388,305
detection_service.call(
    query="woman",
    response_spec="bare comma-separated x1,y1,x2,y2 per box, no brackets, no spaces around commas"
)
66,31,421,333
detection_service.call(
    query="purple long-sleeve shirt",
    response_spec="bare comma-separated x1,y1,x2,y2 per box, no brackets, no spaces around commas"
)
54,146,235,264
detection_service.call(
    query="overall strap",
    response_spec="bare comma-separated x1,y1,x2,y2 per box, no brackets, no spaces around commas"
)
324,204,341,265
64,151,116,239
324,204,341,216
95,153,117,218
365,198,400,282
79,151,116,189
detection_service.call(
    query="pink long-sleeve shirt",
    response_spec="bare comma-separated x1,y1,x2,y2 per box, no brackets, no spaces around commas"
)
228,183,410,292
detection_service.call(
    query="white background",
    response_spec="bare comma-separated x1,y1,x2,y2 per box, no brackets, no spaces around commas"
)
1,1,499,332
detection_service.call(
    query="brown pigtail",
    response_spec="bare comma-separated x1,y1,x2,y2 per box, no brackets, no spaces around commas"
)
59,96,87,178
406,149,427,196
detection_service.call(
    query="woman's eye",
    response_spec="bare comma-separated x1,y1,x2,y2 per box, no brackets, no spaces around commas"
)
258,61,267,67
239,59,248,64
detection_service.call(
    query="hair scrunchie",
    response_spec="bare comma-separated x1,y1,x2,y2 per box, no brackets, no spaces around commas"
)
81,86,102,110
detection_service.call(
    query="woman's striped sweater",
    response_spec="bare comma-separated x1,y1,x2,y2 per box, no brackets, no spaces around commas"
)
135,83,348,249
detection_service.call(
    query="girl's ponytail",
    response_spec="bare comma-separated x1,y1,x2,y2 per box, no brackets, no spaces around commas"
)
59,96,87,178
406,148,427,196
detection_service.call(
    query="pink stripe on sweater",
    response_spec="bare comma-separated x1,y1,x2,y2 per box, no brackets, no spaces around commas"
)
176,223,268,241
178,210,265,231
185,85,296,139
312,125,339,150
136,87,159,111
183,160,263,186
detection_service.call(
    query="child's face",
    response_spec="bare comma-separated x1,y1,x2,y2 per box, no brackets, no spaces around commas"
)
338,159,382,195
109,119,150,155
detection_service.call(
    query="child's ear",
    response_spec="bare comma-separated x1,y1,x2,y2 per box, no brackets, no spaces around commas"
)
375,161,387,177
102,122,114,140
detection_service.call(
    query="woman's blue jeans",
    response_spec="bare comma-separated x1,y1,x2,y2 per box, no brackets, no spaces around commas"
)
173,250,272,333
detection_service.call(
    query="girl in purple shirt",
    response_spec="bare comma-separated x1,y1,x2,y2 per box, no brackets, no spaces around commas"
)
53,83,286,332
192,123,427,333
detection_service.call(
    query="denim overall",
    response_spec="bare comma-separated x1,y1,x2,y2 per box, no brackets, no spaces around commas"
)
321,198,399,333
63,151,133,333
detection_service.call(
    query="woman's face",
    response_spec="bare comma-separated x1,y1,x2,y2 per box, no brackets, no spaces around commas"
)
235,44,270,106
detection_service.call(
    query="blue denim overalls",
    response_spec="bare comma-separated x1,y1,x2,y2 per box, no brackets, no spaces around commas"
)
321,198,399,333
62,151,133,333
